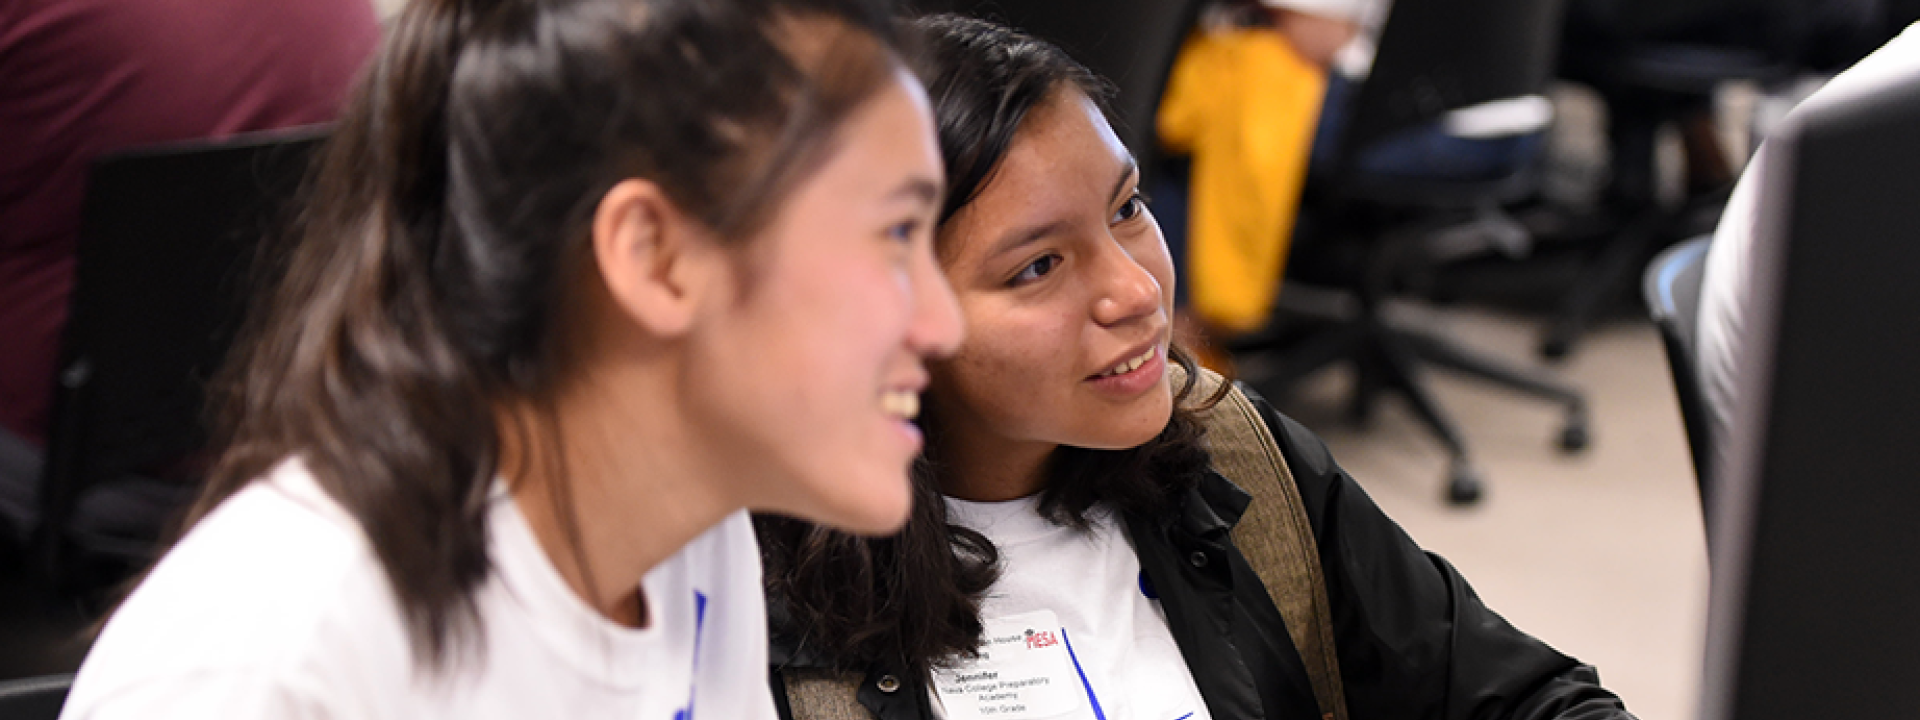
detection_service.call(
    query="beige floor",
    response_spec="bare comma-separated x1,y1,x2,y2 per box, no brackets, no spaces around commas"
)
1267,305,1709,720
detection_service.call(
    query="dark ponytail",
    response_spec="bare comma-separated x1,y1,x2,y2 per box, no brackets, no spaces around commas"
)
191,0,901,668
758,14,1227,677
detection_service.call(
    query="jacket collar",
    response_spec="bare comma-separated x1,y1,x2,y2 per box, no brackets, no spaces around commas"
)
1172,469,1253,539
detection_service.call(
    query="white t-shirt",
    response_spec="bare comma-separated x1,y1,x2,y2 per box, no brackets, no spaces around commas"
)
931,496,1214,720
61,459,778,720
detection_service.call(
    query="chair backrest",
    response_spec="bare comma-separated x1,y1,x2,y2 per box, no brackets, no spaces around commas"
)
1896,2,1920,29
0,674,74,720
1569,0,1770,42
1642,235,1713,511
1336,0,1571,174
904,0,1205,181
35,126,327,579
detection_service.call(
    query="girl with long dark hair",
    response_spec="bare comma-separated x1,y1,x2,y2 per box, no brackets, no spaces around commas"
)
61,0,959,716
761,15,1635,720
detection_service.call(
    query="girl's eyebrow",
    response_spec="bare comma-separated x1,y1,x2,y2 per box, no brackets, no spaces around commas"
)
988,219,1071,260
983,156,1139,261
889,176,942,205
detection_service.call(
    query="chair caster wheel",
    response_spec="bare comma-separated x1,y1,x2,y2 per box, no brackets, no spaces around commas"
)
1345,400,1376,430
1559,421,1590,454
1539,335,1571,361
1446,466,1484,506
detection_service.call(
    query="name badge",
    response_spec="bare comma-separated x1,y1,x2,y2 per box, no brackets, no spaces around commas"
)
932,610,1088,720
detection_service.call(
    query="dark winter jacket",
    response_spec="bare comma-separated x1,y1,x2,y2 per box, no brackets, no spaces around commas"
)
769,388,1635,720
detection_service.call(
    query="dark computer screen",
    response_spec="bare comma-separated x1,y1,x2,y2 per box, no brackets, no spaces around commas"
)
1699,62,1920,720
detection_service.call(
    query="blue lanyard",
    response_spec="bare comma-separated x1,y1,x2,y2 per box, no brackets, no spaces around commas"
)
673,591,711,720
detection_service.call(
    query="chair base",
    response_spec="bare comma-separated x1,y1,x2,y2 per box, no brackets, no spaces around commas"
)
1535,44,1765,359
1235,308,1589,506
1536,187,1729,360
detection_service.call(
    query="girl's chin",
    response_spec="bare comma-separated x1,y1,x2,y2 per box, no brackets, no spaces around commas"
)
819,496,913,537
1071,411,1177,451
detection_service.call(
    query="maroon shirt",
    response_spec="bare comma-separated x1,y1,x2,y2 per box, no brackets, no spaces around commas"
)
0,0,378,446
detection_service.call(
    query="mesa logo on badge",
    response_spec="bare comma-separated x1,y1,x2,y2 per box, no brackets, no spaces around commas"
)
932,610,1087,720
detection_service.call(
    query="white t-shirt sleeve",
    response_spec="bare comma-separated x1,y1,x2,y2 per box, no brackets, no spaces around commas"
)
63,669,338,720
62,461,778,720
1695,22,1920,474
1695,145,1769,473
58,464,396,720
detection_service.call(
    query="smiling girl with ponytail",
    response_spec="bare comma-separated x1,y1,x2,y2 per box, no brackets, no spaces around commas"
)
60,0,963,717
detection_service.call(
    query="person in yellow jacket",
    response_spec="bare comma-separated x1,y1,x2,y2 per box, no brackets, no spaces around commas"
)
1158,0,1366,363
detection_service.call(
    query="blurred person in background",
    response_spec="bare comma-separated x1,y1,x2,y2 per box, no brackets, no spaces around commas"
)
0,0,380,546
1565,0,1891,78
58,0,961,716
1159,0,1553,368
1561,0,1894,199
760,16,1635,720
1695,20,1920,489
1157,0,1366,366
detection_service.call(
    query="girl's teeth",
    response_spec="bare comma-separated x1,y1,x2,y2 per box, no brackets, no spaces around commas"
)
1102,347,1156,377
882,391,920,420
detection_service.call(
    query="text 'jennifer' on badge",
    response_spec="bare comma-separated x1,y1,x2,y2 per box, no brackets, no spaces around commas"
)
932,609,1087,720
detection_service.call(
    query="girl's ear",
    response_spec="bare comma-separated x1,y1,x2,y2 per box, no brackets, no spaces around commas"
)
590,179,725,338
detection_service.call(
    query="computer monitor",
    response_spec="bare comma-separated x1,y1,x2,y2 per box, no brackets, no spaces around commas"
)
1698,57,1920,720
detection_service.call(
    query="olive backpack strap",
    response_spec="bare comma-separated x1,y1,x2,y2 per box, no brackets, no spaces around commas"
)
781,667,875,720
1185,366,1351,720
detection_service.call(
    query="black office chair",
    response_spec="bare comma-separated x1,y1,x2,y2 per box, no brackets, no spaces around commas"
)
1535,0,1803,360
1643,235,1713,521
1895,0,1920,29
0,674,73,720
32,126,327,600
903,0,1205,184
1235,0,1589,505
